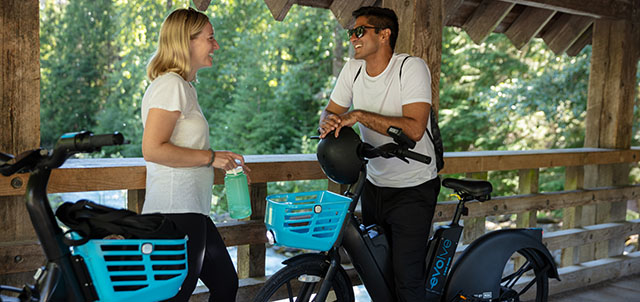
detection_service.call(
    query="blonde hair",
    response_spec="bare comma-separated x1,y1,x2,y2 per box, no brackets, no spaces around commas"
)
147,8,210,81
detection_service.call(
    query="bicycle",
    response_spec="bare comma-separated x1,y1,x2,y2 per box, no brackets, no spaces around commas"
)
0,131,188,302
255,126,559,302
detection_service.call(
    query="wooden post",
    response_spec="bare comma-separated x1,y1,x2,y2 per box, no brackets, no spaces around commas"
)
0,0,41,287
561,166,584,266
383,0,443,113
127,189,145,214
463,172,487,244
583,17,639,260
516,169,538,228
237,182,267,278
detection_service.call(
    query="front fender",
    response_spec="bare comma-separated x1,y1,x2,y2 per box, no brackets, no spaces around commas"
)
282,252,329,266
444,228,558,301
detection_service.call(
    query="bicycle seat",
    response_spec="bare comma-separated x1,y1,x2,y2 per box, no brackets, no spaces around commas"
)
442,178,492,201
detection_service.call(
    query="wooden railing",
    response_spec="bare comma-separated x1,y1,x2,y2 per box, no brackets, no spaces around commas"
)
1,148,639,301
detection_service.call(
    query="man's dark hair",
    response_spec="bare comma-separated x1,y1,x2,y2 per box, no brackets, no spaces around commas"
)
352,6,399,52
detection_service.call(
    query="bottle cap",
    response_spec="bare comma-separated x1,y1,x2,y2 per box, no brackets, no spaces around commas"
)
226,166,243,175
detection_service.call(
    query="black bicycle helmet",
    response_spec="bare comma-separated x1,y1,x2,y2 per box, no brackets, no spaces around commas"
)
316,127,364,184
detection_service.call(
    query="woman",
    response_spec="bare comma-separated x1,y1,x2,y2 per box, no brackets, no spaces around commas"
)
141,8,242,301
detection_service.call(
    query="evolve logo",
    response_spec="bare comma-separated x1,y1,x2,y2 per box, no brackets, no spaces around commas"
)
429,238,453,290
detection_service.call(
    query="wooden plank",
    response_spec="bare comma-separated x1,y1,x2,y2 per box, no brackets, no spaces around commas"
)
547,252,640,297
505,6,556,49
499,0,633,20
544,220,640,251
263,0,296,21
561,166,583,266
0,0,41,287
433,185,640,223
238,183,268,279
4,148,640,197
462,0,515,44
330,0,376,28
541,13,593,55
126,189,145,214
462,172,487,244
444,0,465,24
411,0,443,112
0,240,42,274
565,25,592,56
192,0,211,11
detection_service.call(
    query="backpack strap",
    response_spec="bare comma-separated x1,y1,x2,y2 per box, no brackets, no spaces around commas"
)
353,65,362,84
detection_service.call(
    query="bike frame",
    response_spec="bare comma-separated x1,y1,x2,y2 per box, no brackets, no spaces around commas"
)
294,166,558,302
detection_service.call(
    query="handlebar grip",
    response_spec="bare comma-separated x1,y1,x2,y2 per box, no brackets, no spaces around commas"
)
402,149,431,164
66,131,125,152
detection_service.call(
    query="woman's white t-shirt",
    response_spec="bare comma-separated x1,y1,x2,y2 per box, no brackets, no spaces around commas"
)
141,72,213,215
330,54,437,188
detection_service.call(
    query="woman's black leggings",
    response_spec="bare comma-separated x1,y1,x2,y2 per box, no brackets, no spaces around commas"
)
164,213,238,302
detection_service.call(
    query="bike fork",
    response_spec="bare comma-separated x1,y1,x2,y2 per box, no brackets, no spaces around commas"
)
314,250,341,302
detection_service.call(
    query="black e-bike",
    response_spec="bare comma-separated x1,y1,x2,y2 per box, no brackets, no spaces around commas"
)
0,131,188,302
255,127,558,302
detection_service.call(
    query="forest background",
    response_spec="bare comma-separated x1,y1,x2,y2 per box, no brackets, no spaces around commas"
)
39,0,640,221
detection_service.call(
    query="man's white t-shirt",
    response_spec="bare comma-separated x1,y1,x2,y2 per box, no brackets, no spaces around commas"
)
141,72,213,215
330,53,437,188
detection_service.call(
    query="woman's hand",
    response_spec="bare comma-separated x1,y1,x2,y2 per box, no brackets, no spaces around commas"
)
212,151,252,184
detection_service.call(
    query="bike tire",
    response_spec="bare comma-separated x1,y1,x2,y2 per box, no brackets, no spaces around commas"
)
497,248,549,302
254,258,354,302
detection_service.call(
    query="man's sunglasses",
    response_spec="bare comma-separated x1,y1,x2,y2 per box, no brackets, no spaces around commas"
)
347,25,382,38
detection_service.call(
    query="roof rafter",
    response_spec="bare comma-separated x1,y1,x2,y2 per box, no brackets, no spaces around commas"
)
330,0,376,28
264,0,296,21
505,6,556,49
462,0,515,44
566,26,592,56
542,13,593,55
500,0,632,20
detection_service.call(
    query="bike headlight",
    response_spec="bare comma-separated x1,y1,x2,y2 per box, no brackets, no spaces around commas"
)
266,230,276,245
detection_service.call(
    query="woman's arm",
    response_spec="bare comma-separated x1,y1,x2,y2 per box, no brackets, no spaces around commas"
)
142,108,245,171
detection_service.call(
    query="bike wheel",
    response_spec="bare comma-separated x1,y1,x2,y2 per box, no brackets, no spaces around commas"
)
254,258,354,302
498,248,549,302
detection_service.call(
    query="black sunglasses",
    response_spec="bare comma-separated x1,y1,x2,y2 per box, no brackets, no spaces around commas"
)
347,25,381,38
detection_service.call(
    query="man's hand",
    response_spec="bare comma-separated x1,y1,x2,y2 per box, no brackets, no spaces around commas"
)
319,113,342,138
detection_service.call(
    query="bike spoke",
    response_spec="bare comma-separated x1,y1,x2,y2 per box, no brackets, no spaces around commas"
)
286,281,294,302
297,281,317,302
502,260,531,288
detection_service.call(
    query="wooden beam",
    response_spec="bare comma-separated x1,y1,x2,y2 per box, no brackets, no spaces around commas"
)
432,185,640,223
192,0,211,11
544,220,640,251
4,148,640,197
541,13,593,55
412,0,443,111
264,0,296,21
329,0,376,29
500,0,632,20
462,0,515,44
0,0,41,288
505,6,556,49
565,25,592,56
444,0,464,24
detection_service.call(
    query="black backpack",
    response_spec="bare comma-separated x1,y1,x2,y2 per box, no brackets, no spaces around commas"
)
353,56,445,172
56,199,185,246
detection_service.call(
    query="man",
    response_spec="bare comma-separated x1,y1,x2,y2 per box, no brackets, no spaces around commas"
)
318,6,440,302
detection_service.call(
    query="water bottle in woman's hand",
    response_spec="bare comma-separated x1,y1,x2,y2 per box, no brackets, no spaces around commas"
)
225,167,251,219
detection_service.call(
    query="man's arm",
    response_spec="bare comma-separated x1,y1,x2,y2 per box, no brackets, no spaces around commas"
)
318,100,350,138
334,102,430,142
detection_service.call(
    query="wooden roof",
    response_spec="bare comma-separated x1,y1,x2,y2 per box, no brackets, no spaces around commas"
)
261,0,638,57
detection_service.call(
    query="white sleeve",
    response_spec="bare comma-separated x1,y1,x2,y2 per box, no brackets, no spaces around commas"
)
146,74,189,112
330,60,362,108
401,57,432,105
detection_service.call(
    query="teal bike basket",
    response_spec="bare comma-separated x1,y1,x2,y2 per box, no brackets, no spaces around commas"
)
72,237,188,302
265,191,351,251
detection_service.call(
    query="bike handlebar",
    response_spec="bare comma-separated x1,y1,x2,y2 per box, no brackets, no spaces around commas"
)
0,131,126,176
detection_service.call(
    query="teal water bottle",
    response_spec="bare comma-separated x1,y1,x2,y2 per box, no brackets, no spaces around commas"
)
225,167,251,219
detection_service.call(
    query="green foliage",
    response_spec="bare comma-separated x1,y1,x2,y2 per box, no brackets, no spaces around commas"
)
39,1,640,206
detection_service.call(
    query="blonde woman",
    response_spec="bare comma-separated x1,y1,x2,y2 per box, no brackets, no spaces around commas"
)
141,8,242,301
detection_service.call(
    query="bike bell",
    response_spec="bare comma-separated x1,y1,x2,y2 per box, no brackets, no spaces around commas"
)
316,127,364,184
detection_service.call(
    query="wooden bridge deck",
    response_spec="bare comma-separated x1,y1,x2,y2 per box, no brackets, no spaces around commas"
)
548,273,640,302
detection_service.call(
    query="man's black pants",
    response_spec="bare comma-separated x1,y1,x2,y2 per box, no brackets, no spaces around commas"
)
361,176,441,302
